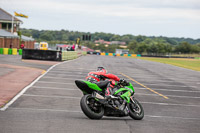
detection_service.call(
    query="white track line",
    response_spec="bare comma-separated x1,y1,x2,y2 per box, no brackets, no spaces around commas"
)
47,73,87,77
132,79,198,83
0,58,79,111
52,68,95,71
10,107,82,113
145,115,200,120
36,81,74,85
48,71,88,74
165,95,200,99
22,94,80,99
42,76,82,80
128,76,200,82
9,107,200,120
135,93,200,99
46,74,85,77
42,75,195,90
136,83,196,88
31,86,78,90
140,102,200,107
22,92,200,100
136,87,200,93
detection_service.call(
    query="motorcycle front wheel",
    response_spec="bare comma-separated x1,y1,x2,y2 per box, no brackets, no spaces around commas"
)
128,98,144,120
80,94,104,119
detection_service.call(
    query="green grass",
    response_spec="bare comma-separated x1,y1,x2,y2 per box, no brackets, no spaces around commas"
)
132,57,200,71
170,54,200,57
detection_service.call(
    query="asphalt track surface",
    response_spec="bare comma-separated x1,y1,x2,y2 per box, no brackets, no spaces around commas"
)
0,55,54,70
0,55,200,133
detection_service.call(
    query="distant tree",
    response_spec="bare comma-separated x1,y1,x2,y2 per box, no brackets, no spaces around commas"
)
20,28,200,54
62,34,69,41
31,29,40,38
191,44,200,53
121,35,131,44
137,42,147,54
174,42,192,53
164,38,178,45
164,43,172,54
40,33,53,41
143,38,152,45
147,43,158,54
110,35,121,41
135,35,146,42
128,40,138,53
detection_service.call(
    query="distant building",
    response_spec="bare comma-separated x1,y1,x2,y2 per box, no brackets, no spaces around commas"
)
0,29,19,48
21,35,35,49
0,8,35,49
95,39,110,45
0,8,22,34
110,41,126,45
116,49,129,54
94,39,126,45
82,46,94,52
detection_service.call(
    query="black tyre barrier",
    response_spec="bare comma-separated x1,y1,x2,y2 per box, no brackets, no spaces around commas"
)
22,49,62,61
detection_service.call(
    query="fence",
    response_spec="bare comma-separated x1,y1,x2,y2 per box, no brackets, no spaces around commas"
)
22,49,61,61
62,51,87,60
22,49,86,61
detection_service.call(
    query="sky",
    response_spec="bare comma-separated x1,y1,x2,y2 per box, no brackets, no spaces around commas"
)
0,0,200,39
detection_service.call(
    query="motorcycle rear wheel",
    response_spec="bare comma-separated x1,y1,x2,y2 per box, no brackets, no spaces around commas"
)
128,98,144,120
80,94,104,119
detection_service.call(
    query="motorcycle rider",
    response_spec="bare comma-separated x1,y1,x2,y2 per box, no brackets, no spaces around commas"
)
86,67,128,97
86,67,120,82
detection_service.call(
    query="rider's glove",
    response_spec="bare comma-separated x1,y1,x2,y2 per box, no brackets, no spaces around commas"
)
119,79,128,86
119,79,124,83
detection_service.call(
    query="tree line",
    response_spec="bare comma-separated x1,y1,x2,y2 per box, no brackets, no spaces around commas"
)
127,37,200,54
20,28,200,54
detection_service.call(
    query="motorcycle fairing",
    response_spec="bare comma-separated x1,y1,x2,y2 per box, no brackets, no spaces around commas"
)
114,83,135,103
75,80,102,94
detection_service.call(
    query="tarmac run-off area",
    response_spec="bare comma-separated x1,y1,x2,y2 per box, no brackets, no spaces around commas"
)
0,55,200,133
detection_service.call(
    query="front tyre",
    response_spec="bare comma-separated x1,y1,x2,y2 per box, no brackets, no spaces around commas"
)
128,98,144,120
80,94,104,119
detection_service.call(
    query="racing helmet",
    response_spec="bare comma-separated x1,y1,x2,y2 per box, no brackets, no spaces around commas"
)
97,67,107,73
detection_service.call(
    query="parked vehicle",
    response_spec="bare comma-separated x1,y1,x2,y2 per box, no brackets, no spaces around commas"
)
39,42,48,50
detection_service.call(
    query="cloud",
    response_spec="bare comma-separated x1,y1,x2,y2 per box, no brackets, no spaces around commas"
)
2,0,198,21
0,0,199,38
1,0,199,22
1,0,200,14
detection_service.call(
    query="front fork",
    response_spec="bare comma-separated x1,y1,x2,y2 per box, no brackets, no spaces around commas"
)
130,96,135,103
130,96,141,113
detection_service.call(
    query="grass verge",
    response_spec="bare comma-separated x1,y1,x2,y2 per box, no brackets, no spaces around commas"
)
131,57,200,71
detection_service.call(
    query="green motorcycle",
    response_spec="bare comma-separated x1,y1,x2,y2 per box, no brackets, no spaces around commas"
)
75,80,144,120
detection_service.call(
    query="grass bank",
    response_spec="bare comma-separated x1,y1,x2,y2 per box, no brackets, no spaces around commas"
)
132,57,200,71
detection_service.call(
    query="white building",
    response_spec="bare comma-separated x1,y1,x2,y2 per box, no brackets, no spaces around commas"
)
116,49,129,54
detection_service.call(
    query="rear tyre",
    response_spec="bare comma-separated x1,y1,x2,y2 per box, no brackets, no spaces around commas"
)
80,94,104,119
128,98,144,120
